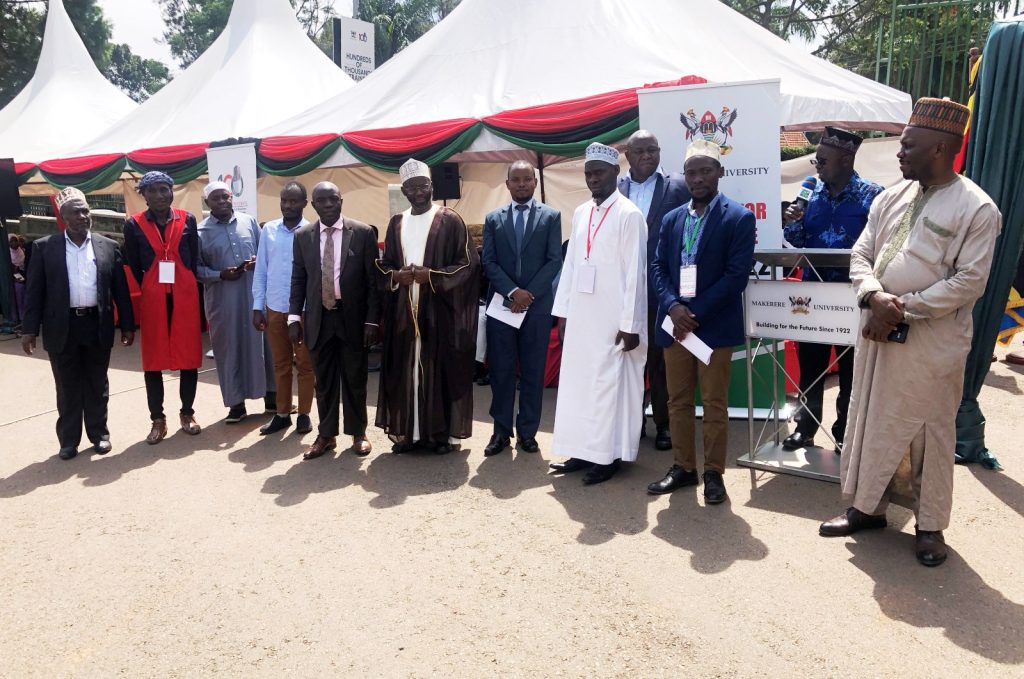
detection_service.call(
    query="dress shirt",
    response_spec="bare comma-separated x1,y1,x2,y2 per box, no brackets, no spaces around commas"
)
288,218,364,325
624,167,664,220
507,198,535,298
65,231,98,308
252,217,309,313
783,172,883,282
667,193,722,311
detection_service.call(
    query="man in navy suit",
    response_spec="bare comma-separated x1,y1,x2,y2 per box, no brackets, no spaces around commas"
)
481,160,563,456
646,140,755,504
618,130,690,451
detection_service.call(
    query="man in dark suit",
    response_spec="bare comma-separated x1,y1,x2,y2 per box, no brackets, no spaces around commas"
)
481,160,563,456
288,181,380,460
618,129,690,451
21,188,135,460
646,140,755,504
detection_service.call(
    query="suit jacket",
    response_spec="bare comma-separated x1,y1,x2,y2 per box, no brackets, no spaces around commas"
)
22,232,134,353
481,200,563,317
652,193,756,349
618,171,691,307
289,217,381,351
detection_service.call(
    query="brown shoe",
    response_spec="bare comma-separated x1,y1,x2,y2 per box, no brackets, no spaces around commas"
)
353,436,372,457
819,507,887,537
302,435,337,460
180,414,201,435
915,529,948,567
146,418,168,445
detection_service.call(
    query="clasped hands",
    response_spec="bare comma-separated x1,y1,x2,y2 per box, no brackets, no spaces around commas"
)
220,256,256,281
393,265,431,286
668,304,699,341
863,291,904,342
509,288,533,313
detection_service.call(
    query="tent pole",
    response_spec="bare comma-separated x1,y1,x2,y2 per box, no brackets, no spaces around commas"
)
536,151,546,203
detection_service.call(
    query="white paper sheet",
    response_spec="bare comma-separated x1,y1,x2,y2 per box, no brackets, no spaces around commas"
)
661,315,712,365
486,292,527,329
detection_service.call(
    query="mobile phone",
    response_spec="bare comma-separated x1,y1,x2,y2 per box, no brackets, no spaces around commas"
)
887,322,909,344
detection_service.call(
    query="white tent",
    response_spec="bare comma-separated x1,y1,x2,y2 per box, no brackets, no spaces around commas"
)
73,0,355,156
0,0,135,165
262,0,912,163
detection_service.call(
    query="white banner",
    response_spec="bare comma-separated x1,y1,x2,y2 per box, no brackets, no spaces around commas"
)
637,79,782,248
338,16,375,81
206,143,258,219
745,279,860,346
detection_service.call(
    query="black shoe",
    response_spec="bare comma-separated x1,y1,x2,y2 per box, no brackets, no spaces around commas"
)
295,414,313,434
93,436,112,455
484,434,510,457
782,432,815,450
549,457,593,474
819,507,887,537
225,404,247,424
703,470,727,504
392,441,416,454
834,441,843,455
434,443,454,455
263,393,277,414
915,528,948,567
583,460,620,485
259,414,292,435
518,437,540,453
654,428,672,451
58,446,78,460
647,464,699,494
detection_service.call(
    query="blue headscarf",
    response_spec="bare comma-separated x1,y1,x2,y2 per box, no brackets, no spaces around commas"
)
136,171,173,193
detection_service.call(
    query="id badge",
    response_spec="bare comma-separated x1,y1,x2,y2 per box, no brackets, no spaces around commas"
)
679,265,697,298
158,260,176,284
577,263,597,294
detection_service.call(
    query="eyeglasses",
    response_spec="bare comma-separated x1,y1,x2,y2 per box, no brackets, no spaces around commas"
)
810,158,828,167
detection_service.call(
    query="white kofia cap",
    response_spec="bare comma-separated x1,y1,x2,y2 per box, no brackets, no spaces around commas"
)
204,180,230,199
584,142,619,165
399,158,431,183
685,139,722,162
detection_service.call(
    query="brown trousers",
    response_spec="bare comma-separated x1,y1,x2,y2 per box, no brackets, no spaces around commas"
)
664,343,732,473
265,309,314,416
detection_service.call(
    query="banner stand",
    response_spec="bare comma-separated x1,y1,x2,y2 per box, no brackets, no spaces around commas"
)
737,249,861,484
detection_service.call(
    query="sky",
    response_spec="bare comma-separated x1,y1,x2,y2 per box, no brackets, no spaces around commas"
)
98,0,353,67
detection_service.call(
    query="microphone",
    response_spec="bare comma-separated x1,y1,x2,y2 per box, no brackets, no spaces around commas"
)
794,176,817,210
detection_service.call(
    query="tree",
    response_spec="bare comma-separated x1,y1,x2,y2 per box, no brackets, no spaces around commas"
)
355,0,459,65
106,44,172,103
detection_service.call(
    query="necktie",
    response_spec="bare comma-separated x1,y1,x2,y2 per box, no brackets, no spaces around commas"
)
322,226,336,309
514,204,528,253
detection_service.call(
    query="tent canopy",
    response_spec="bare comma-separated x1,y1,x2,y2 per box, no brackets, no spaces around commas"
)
263,0,912,153
73,0,355,157
0,0,135,166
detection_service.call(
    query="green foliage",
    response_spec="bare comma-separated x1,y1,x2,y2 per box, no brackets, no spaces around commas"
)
781,145,816,161
158,0,232,69
106,44,172,103
355,0,462,65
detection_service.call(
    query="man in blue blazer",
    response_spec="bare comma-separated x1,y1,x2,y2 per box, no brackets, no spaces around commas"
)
646,140,755,504
618,130,690,451
481,161,563,456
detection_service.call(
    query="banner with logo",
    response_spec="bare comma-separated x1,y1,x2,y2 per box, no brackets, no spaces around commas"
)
206,143,258,219
337,16,375,81
637,79,782,248
746,280,860,346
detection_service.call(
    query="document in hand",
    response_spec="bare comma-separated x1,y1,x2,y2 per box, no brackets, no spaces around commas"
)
660,316,712,365
486,292,527,329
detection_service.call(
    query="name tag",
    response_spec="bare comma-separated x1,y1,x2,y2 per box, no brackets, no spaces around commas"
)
577,263,596,294
679,265,697,298
158,260,176,284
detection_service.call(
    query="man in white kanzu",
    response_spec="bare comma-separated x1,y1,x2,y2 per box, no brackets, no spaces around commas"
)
549,142,647,485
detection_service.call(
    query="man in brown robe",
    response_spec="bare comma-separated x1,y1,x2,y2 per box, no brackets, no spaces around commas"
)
819,98,1002,567
375,158,480,454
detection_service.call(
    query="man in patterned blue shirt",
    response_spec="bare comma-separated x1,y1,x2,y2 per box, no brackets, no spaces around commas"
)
782,127,883,453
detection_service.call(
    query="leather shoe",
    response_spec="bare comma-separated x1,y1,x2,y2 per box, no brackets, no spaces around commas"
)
58,446,78,461
583,460,620,485
484,434,510,457
518,437,540,453
654,428,672,451
434,442,454,455
295,414,313,434
782,431,815,450
180,414,201,435
353,436,372,456
703,470,728,504
259,414,292,436
146,418,168,445
647,464,699,494
392,439,416,454
819,507,887,536
225,404,247,424
302,435,336,460
93,436,112,455
915,529,948,567
549,457,593,474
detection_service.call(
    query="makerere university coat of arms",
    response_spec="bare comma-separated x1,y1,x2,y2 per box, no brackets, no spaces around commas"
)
680,106,738,155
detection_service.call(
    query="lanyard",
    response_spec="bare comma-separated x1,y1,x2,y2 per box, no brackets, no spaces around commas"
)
586,200,616,260
683,212,705,256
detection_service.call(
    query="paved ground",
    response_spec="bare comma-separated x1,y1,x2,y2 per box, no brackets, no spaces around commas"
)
1,334,1022,678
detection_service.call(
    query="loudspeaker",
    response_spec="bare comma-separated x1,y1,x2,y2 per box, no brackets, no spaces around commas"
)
430,162,461,200
0,159,22,219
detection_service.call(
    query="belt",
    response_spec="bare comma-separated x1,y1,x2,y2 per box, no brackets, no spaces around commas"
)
70,307,98,316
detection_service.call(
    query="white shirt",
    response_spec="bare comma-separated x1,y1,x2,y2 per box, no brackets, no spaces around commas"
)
65,232,98,308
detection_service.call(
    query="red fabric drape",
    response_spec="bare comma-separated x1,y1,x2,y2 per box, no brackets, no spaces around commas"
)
260,133,340,162
39,153,124,175
342,118,478,153
128,142,209,165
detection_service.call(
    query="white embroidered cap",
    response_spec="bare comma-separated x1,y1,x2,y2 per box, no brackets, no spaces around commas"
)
203,180,230,199
584,142,619,166
685,139,722,162
399,158,431,183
